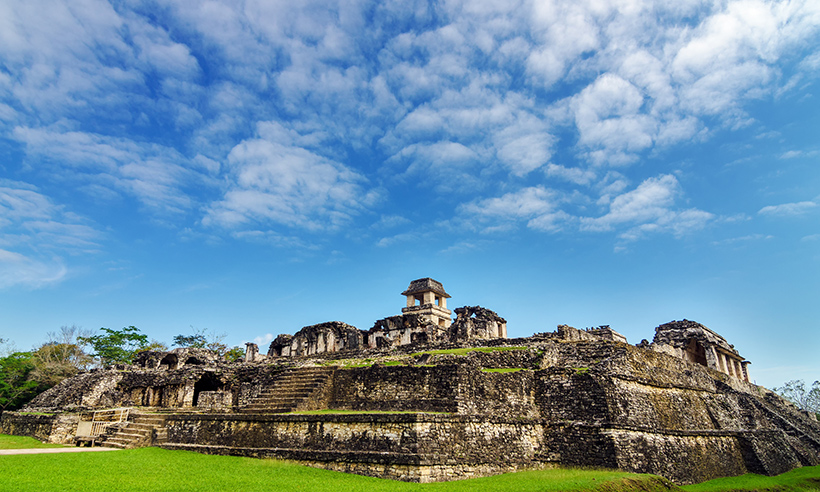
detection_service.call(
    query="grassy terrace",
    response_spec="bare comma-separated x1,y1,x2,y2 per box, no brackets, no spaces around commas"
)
324,345,530,369
1,436,818,491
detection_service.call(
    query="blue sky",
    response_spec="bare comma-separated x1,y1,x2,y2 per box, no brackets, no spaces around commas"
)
1,0,818,389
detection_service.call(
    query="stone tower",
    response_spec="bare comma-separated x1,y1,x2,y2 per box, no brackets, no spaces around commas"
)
401,277,452,328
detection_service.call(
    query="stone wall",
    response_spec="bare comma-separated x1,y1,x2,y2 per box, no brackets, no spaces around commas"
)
161,413,546,483
0,411,79,444
329,365,461,413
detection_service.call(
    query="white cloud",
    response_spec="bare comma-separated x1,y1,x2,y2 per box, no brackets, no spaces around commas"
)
571,73,656,165
12,126,205,214
253,333,274,346
544,164,596,186
581,174,714,240
204,123,378,231
0,180,100,289
758,201,817,216
0,249,68,289
2,0,818,249
459,186,569,232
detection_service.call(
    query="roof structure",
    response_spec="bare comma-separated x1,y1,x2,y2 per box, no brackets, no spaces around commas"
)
401,278,450,298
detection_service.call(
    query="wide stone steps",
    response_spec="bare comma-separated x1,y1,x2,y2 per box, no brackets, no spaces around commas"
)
241,368,334,413
100,412,168,449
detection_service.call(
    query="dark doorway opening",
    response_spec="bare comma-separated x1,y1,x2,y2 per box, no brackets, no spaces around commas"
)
192,372,222,406
685,338,708,367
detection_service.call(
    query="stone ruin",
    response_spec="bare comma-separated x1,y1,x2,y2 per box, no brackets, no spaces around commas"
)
2,277,819,485
255,279,507,361
640,319,751,382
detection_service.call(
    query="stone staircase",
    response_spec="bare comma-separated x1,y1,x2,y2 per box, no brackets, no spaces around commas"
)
100,412,168,449
242,367,335,413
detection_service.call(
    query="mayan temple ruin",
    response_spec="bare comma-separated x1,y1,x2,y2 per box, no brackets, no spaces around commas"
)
2,278,819,484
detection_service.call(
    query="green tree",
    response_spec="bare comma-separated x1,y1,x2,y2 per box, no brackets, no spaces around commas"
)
145,339,169,352
0,352,44,410
224,346,245,362
173,327,228,355
78,326,149,366
774,379,820,415
30,325,94,387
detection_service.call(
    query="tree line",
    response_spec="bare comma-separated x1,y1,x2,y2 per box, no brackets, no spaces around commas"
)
0,326,244,411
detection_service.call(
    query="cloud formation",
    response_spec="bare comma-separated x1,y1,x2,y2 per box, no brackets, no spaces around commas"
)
1,0,818,262
0,180,100,288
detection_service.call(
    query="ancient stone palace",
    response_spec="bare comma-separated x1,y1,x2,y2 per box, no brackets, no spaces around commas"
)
2,277,818,484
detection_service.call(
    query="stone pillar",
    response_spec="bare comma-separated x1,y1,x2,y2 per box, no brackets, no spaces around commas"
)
245,343,259,363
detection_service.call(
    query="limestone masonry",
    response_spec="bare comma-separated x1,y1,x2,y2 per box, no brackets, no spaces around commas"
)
3,278,818,484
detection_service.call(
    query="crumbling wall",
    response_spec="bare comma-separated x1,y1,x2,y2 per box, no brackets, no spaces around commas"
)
25,370,124,411
367,314,444,349
450,306,507,341
267,322,363,357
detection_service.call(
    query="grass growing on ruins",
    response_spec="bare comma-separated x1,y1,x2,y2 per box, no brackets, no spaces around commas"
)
481,368,527,373
289,410,451,415
0,446,676,492
0,434,66,449
681,465,820,492
410,346,528,357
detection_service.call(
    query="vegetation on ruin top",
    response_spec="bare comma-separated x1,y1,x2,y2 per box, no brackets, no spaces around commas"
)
288,410,452,415
409,346,529,357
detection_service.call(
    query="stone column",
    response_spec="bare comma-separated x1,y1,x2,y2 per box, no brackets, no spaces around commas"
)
245,343,259,363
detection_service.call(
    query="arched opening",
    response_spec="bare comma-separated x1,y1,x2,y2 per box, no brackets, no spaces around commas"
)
184,356,204,366
192,372,222,407
684,338,708,367
159,354,178,370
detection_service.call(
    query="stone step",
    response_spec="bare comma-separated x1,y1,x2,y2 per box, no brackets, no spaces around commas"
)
101,440,129,448
241,368,333,413
262,382,323,391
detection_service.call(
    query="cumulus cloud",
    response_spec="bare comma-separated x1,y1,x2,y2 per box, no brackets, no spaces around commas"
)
758,201,818,216
204,122,379,231
2,0,818,249
253,333,274,346
459,186,570,232
581,175,714,240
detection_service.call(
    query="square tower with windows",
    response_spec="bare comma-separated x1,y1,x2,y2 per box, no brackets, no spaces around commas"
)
401,277,452,328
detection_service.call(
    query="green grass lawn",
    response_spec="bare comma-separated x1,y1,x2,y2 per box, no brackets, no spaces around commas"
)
0,434,66,449
681,465,820,492
1,436,818,492
0,446,675,492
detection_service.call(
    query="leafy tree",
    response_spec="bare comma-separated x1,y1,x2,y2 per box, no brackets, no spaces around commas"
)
145,340,169,352
172,333,207,348
774,379,820,415
0,337,17,357
224,346,245,363
173,327,228,355
30,325,94,386
78,326,149,366
0,352,44,410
